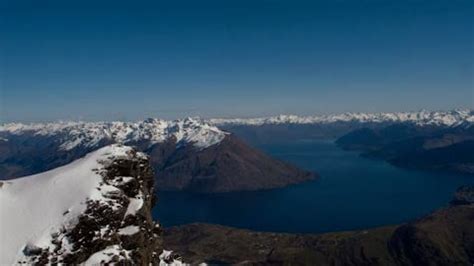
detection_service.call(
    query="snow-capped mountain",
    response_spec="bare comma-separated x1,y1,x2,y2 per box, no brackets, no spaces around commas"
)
1,110,471,149
0,144,172,264
0,117,226,151
208,109,474,127
0,118,313,192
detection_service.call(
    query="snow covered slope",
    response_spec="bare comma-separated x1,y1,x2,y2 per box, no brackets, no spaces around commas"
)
0,145,163,264
0,117,226,151
209,109,474,127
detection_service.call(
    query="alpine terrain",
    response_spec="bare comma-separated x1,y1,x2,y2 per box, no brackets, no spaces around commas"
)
0,118,314,193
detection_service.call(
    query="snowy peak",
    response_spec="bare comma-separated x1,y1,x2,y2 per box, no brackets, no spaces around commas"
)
0,144,162,264
0,118,227,151
209,109,474,127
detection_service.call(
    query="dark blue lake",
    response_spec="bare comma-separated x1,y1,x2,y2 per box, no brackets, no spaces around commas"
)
153,139,473,233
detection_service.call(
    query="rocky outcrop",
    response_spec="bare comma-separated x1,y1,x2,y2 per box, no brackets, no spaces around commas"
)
15,146,163,265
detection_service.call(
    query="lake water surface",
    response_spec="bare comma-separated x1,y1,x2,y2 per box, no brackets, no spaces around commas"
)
153,139,473,233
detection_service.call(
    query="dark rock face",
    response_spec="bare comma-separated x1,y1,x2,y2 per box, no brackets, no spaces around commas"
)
163,204,474,265
148,135,315,193
0,134,316,193
336,124,474,175
19,148,163,265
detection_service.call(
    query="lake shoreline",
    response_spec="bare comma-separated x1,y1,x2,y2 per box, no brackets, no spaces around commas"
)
153,139,474,233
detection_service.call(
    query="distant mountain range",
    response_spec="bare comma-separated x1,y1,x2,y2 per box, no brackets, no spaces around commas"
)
0,117,227,151
208,109,474,145
209,109,474,127
0,118,314,192
336,122,474,175
208,109,474,175
1,109,471,188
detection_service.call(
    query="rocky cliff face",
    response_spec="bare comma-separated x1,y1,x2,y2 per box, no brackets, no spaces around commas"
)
58,148,162,265
0,145,166,265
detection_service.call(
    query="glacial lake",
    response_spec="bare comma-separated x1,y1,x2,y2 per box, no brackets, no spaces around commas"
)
153,139,473,233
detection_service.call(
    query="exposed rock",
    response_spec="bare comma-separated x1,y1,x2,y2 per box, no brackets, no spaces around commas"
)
13,146,163,265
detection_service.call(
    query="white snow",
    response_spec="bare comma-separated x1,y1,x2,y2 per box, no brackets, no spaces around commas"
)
117,225,140,236
208,109,474,127
0,144,140,265
83,245,131,265
125,192,144,216
0,117,227,151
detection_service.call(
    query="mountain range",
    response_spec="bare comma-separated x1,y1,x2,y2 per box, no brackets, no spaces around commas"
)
1,109,472,191
209,109,474,175
209,110,474,145
0,118,314,193
209,109,474,127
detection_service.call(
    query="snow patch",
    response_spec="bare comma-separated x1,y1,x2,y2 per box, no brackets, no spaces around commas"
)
118,225,140,236
125,191,144,216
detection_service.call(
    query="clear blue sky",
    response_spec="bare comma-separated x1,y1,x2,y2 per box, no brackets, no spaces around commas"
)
1,0,472,122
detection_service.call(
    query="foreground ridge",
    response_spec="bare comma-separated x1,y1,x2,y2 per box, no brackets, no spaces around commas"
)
0,145,170,264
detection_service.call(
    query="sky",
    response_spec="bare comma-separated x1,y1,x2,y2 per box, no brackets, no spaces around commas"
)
0,0,473,122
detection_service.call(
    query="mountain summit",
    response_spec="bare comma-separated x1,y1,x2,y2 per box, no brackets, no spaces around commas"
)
0,145,165,264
